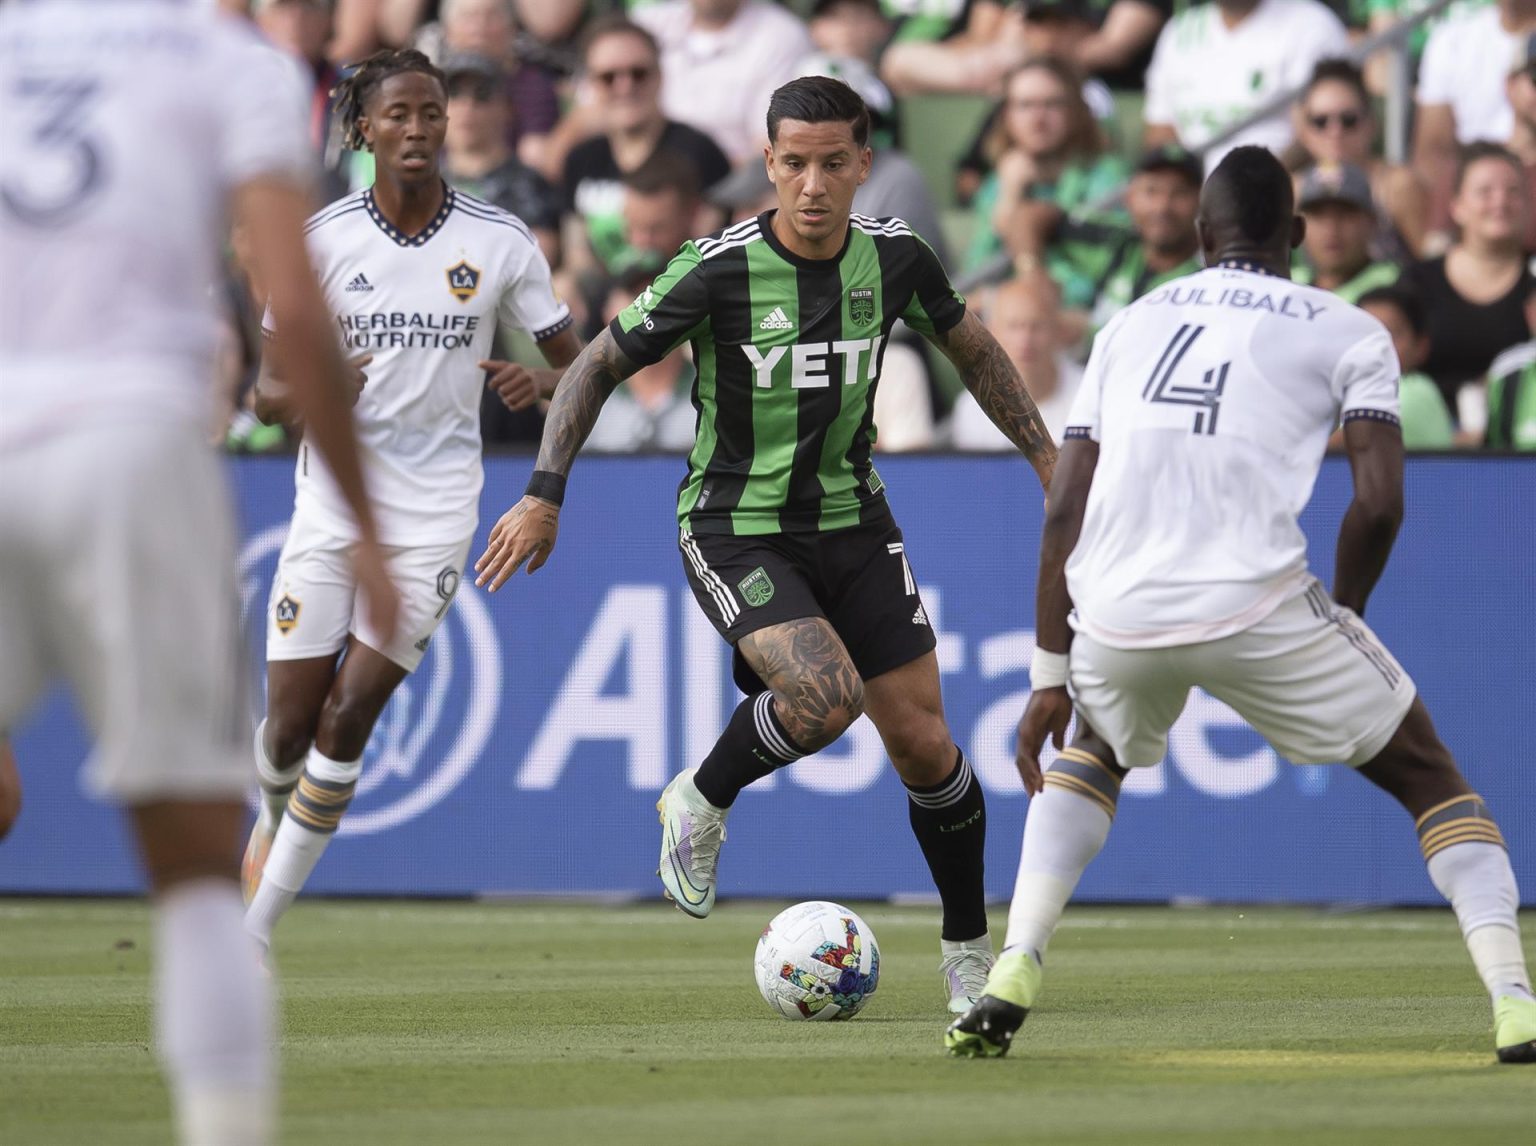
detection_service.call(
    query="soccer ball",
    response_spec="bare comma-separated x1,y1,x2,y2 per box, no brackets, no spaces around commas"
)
753,900,880,1021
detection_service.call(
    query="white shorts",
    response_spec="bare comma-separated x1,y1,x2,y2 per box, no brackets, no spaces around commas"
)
1070,581,1417,768
0,422,250,802
264,511,471,672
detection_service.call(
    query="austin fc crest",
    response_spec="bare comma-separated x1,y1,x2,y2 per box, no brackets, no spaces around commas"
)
274,593,301,636
849,288,875,326
446,259,481,303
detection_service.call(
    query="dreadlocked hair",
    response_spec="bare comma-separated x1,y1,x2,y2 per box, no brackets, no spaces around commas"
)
332,50,446,153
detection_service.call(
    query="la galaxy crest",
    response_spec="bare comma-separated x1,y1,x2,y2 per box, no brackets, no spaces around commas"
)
274,593,301,636
848,288,875,327
446,258,481,303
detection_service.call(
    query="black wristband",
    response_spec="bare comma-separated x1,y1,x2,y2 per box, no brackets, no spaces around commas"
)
524,470,566,507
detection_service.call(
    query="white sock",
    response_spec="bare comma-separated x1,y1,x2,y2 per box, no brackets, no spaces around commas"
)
155,878,275,1146
244,747,361,950
1003,783,1114,962
1427,841,1533,1004
252,720,302,833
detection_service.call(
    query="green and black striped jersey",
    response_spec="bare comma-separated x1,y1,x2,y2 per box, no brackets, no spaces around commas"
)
609,210,966,536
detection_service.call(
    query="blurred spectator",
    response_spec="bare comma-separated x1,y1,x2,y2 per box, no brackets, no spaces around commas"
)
1293,164,1402,302
1019,0,1171,94
584,275,699,452
562,17,731,279
254,0,351,204
1403,143,1536,417
1292,59,1428,259
1482,290,1536,448
879,0,1026,97
621,155,708,276
950,275,1082,448
808,0,895,68
1356,287,1456,449
1414,0,1536,234
416,0,562,168
1143,0,1348,171
442,55,562,268
963,60,1128,286
635,0,813,165
1506,32,1536,252
1054,145,1204,334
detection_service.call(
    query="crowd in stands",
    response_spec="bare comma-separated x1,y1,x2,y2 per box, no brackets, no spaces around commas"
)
224,0,1536,454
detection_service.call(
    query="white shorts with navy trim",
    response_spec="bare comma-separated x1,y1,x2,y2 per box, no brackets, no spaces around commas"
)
1069,582,1416,768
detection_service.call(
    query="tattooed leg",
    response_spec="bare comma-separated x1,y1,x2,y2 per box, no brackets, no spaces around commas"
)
690,617,864,809
738,618,866,751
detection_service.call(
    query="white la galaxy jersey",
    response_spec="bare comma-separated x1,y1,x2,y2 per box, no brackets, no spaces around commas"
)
267,186,571,546
1063,263,1400,649
0,1,312,449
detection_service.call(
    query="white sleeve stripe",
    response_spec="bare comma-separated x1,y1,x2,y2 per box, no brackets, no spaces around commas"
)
699,232,766,262
454,201,537,244
696,218,761,255
304,192,367,230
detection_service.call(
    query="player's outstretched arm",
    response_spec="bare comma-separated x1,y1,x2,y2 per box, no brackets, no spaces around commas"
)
234,177,399,641
473,327,638,591
1016,438,1100,792
1334,416,1405,617
930,310,1058,489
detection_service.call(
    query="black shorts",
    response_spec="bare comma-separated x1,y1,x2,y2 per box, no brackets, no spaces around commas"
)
678,510,938,695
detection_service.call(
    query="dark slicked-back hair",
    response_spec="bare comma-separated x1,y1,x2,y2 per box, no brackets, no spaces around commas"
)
334,49,446,153
766,75,870,150
1201,146,1294,245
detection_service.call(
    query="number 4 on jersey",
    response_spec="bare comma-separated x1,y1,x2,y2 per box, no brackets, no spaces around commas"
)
1143,324,1231,436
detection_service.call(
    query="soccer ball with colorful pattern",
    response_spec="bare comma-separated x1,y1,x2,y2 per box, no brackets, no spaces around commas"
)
753,901,880,1021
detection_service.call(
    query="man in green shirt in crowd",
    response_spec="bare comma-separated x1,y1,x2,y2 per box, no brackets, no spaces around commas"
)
1053,146,1204,336
1484,290,1536,450
1293,163,1401,303
1357,286,1456,450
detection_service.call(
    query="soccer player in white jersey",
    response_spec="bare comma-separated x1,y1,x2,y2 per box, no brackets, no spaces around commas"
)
242,50,581,954
0,4,398,1144
946,147,1536,1064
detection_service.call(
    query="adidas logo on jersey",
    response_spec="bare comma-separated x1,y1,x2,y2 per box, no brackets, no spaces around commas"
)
912,604,929,626
346,273,374,292
759,306,794,330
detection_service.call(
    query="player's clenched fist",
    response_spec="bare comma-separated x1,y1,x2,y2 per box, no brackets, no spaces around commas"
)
481,359,540,411
474,495,560,591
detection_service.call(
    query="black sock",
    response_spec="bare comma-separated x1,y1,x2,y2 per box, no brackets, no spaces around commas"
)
905,747,988,941
693,692,807,808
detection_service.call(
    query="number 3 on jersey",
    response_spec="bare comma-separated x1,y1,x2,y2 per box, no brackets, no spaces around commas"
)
1143,324,1232,436
1,76,105,227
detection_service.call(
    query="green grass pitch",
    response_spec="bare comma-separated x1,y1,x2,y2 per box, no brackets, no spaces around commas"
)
3,899,1531,1145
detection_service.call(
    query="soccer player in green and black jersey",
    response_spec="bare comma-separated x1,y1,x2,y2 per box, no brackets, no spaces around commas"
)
476,76,1057,1011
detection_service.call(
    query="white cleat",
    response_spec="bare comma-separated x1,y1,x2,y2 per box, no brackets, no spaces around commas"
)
656,769,729,919
940,935,996,1014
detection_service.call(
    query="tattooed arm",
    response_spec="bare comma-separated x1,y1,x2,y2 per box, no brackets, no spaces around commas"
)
930,309,1058,490
473,328,639,590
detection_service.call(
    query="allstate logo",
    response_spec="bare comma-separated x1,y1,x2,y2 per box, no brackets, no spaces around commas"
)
240,524,501,835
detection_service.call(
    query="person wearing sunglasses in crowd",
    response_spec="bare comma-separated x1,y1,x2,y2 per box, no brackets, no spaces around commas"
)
1292,59,1429,260
560,16,731,286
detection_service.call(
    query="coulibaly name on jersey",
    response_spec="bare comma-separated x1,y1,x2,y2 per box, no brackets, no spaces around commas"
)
337,311,483,350
741,334,887,390
1142,285,1329,321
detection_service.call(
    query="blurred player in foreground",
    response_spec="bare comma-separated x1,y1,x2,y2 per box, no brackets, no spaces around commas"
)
946,146,1536,1063
242,50,580,956
475,76,1057,1012
0,4,397,1143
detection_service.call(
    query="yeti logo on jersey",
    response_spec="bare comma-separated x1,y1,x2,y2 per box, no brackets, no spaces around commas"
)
849,289,875,326
738,567,775,607
274,594,301,635
445,259,481,303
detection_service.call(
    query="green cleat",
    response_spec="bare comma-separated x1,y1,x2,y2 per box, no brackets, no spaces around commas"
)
1494,994,1536,1064
944,948,1043,1058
